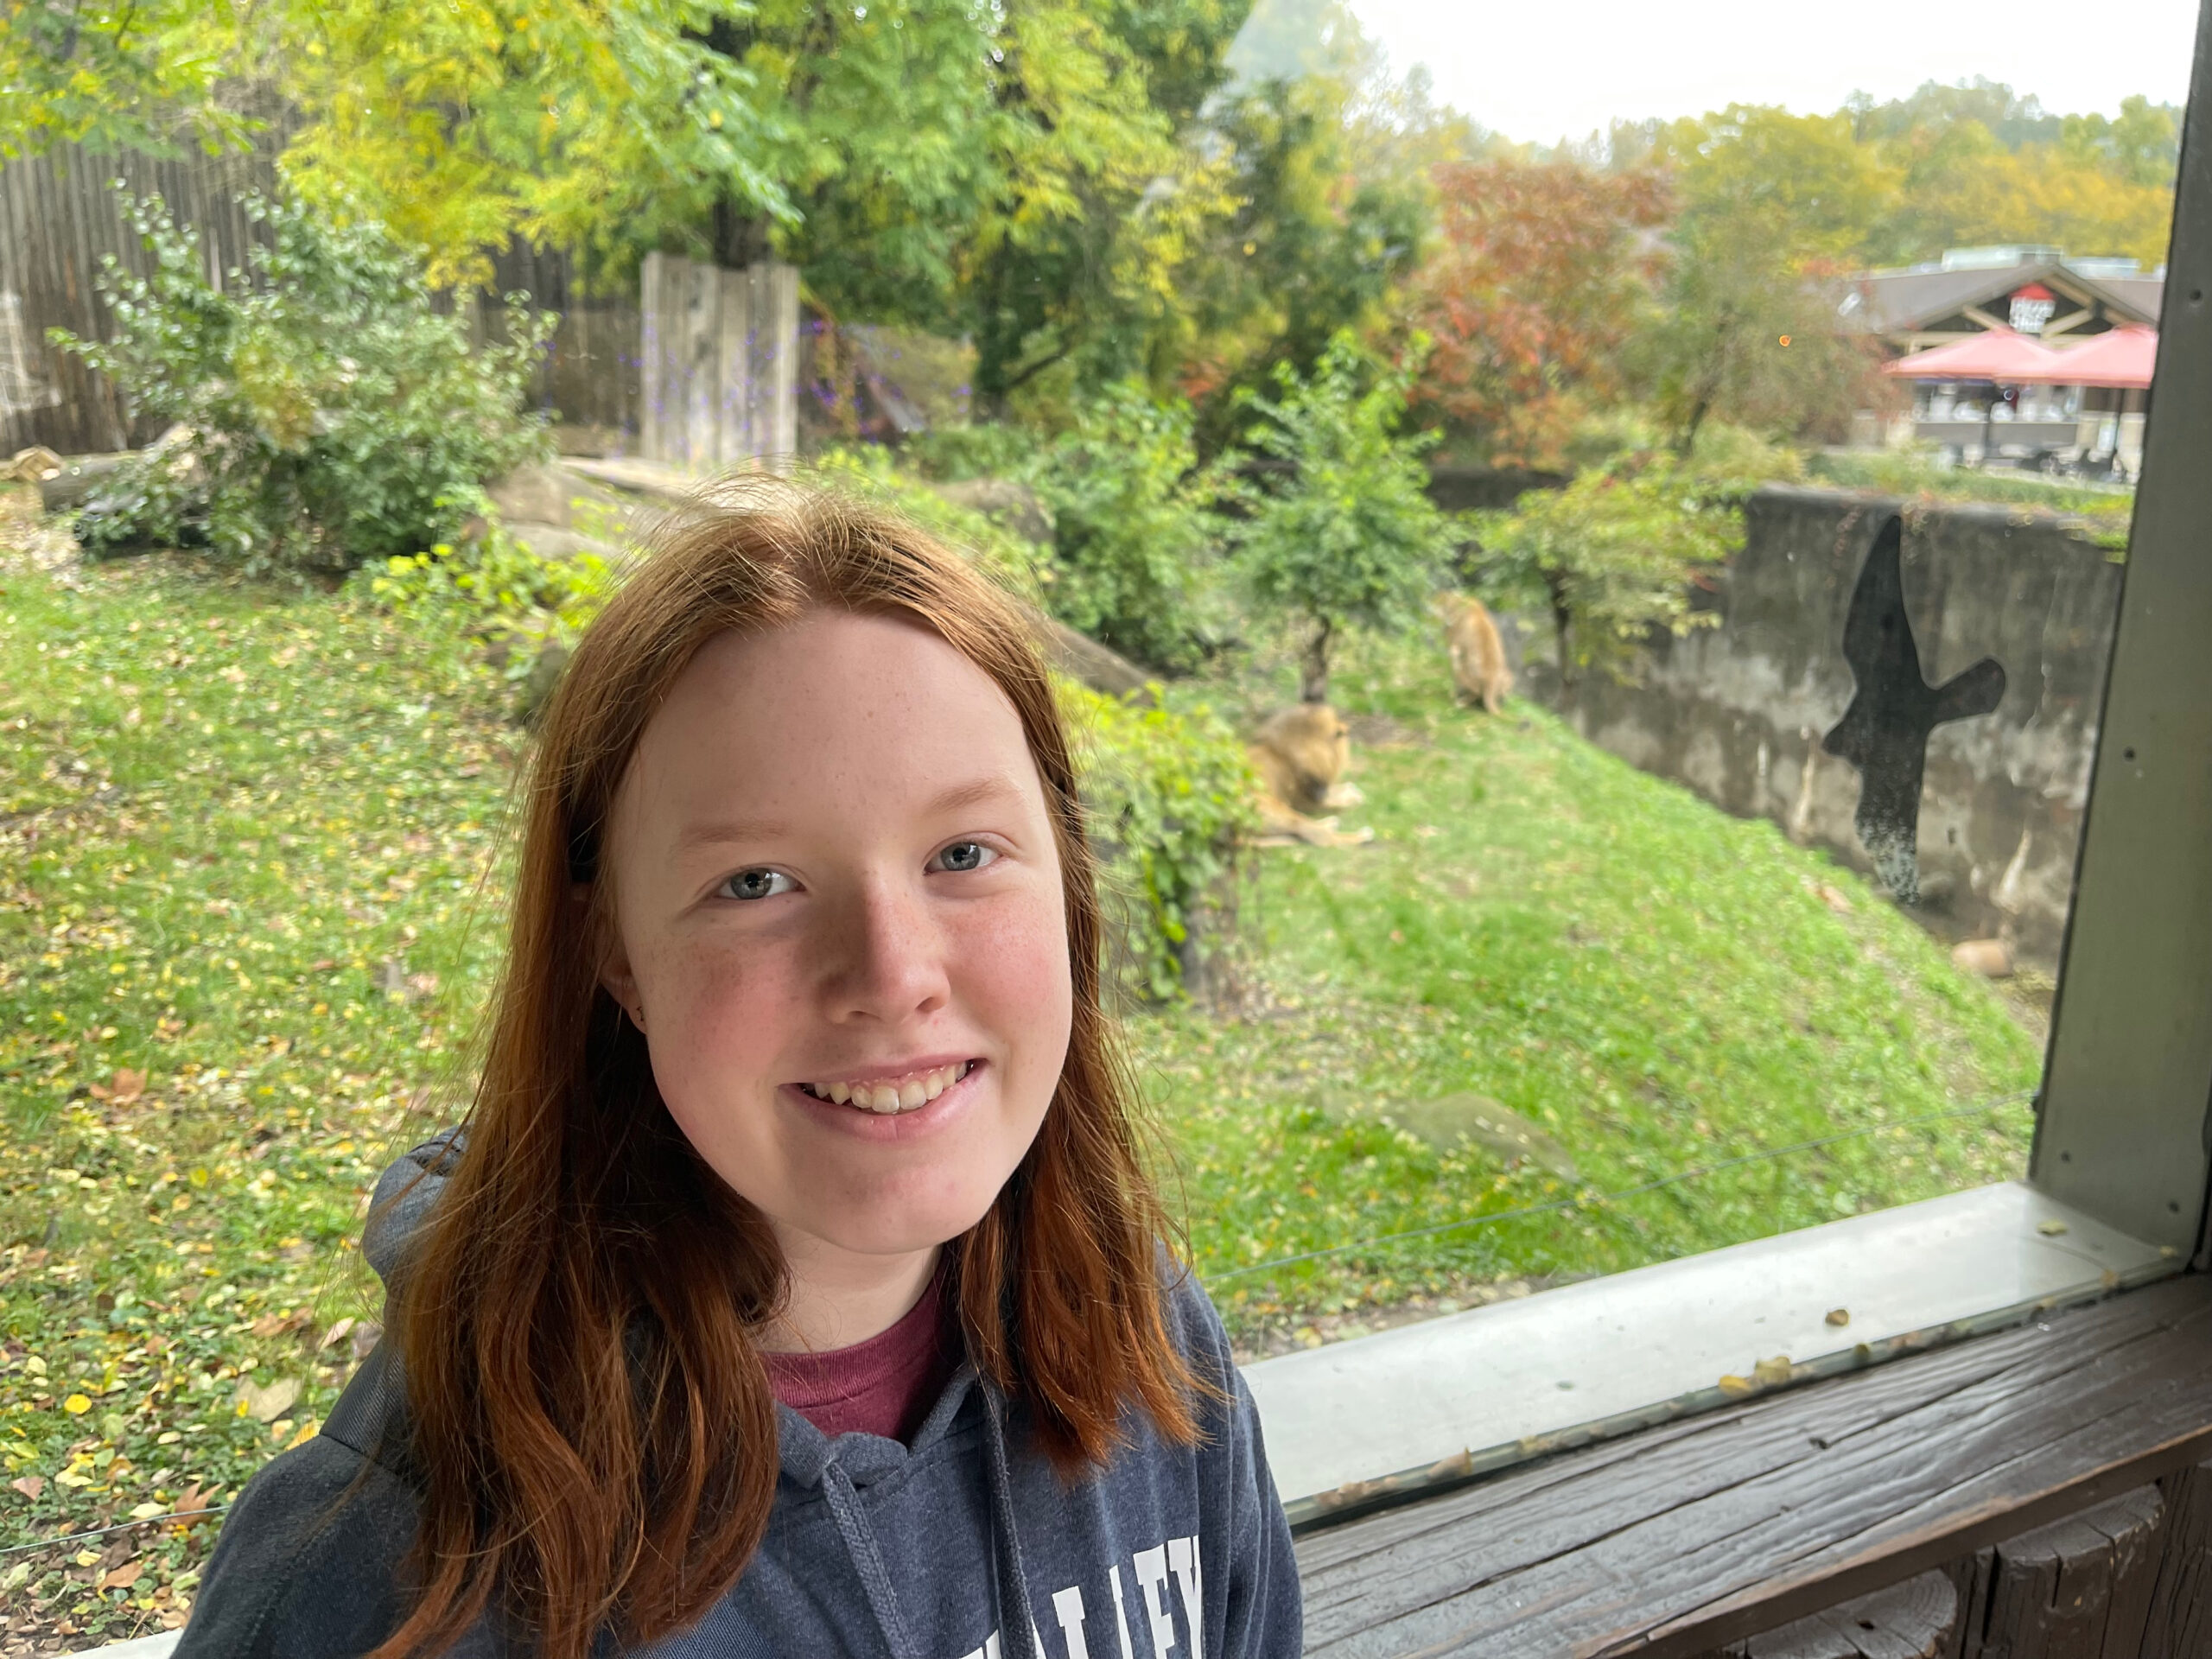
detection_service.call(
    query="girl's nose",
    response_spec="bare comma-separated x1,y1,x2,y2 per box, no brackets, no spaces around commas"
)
818,874,950,1024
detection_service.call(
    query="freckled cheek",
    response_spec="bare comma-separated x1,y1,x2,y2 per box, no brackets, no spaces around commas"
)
638,938,808,1088
950,896,1073,1085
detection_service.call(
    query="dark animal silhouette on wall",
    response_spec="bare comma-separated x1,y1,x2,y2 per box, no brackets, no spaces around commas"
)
1822,513,2006,903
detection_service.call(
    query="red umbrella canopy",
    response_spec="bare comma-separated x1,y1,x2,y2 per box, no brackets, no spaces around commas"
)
2016,325,2158,391
1882,327,2064,382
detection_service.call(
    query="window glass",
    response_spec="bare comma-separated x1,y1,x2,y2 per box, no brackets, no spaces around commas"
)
0,0,2195,1621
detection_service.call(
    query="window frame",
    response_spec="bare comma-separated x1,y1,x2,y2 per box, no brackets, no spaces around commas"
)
2029,0,2212,1258
1250,0,2212,1533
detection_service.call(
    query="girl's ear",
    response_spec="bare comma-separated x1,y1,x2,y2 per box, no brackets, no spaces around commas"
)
579,881,647,1033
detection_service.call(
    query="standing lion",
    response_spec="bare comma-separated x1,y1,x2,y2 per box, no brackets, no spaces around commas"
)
1439,593,1512,715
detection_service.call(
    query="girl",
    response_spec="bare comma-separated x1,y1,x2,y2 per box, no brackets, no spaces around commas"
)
175,481,1301,1659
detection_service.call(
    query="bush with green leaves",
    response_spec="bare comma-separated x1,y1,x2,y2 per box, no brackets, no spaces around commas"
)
1467,437,1799,684
1063,679,1255,1002
1229,333,1455,702
55,189,552,574
1028,386,1226,674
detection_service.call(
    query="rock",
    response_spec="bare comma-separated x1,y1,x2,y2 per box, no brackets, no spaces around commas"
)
1951,938,2013,978
1035,613,1153,701
928,477,1055,546
488,463,581,529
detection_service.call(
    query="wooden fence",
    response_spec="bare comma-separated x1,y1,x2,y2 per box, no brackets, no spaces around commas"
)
0,135,652,457
638,251,798,470
0,135,288,454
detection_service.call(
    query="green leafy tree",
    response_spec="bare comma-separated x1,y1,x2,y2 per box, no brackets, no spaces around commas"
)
1030,385,1225,673
1641,106,1888,454
0,0,251,158
1468,435,1797,685
268,0,785,288
55,190,550,573
1230,333,1452,702
1174,70,1429,450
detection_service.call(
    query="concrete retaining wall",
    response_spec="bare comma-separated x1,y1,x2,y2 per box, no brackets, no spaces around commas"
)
1508,486,2126,963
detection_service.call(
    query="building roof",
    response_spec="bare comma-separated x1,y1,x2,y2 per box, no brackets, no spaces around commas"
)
1841,251,2164,338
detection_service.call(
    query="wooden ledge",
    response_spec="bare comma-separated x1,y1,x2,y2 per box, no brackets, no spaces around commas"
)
1294,1273,2212,1657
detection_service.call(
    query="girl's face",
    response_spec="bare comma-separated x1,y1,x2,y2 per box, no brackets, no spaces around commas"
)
600,610,1075,1267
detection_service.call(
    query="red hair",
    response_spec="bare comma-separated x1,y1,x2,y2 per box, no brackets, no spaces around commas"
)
374,480,1201,1659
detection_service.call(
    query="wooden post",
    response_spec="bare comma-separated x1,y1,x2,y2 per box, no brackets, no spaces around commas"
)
635,251,798,471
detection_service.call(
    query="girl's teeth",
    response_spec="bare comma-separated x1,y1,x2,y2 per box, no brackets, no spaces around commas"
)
810,1061,971,1114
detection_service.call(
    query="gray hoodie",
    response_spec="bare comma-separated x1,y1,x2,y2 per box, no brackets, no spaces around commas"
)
174,1137,1302,1659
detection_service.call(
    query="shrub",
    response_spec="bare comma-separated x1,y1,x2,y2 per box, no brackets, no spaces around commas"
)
1229,333,1455,702
54,189,551,575
1063,679,1255,1002
1029,386,1226,675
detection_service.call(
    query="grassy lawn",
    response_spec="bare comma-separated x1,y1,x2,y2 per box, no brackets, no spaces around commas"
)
1148,631,2041,1353
0,550,2040,1644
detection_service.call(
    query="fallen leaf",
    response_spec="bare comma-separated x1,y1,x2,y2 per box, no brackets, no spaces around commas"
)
2037,1219,2070,1236
238,1376,300,1423
110,1068,146,1104
1752,1355,1793,1388
170,1482,205,1517
1717,1374,1756,1398
62,1393,91,1414
318,1316,356,1351
286,1416,320,1448
1824,1307,1850,1327
10,1475,43,1499
98,1559,143,1592
1814,884,1853,914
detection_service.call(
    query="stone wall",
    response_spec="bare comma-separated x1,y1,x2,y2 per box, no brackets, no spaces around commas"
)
1507,486,2126,962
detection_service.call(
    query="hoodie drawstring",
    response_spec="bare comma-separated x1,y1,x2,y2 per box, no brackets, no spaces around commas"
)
981,1387,1042,1659
822,1454,922,1659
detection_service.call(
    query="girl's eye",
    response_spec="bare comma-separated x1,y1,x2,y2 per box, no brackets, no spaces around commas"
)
931,841,996,874
719,868,795,902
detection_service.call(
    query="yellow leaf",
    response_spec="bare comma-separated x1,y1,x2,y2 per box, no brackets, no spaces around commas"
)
287,1417,320,1448
62,1394,92,1414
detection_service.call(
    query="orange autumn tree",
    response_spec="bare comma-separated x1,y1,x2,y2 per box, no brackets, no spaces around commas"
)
1411,159,1670,468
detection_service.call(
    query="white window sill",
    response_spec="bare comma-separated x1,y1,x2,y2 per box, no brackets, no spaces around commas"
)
1243,1179,2177,1527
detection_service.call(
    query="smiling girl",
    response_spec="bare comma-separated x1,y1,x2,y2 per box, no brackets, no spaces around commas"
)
175,482,1300,1659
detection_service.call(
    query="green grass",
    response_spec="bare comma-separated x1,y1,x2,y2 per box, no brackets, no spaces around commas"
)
1141,629,2042,1344
0,555,518,1642
0,551,2041,1639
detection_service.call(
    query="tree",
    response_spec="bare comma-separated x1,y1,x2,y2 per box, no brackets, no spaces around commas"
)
1028,385,1226,674
1640,106,1889,453
1468,450,1768,686
0,0,251,158
269,0,789,288
1410,158,1669,469
1230,333,1452,702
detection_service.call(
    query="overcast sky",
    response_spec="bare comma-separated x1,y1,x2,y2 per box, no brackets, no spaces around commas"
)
1344,0,2202,147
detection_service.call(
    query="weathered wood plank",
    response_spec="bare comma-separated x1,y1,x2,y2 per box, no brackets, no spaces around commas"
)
1294,1277,2212,1659
2139,1457,2212,1659
1970,1485,2164,1657
1705,1571,1957,1659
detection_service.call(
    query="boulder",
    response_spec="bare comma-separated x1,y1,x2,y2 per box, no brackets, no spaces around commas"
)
928,478,1055,547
